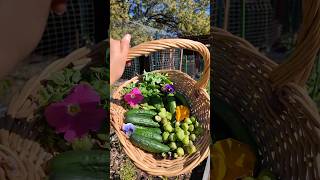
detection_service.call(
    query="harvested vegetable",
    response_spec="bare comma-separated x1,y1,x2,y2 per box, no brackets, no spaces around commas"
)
122,72,202,158
211,138,256,180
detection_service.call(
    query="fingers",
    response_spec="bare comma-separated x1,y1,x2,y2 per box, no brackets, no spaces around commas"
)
126,62,132,67
120,34,131,56
110,38,120,48
51,0,68,15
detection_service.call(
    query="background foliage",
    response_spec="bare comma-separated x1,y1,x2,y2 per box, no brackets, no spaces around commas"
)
110,0,210,45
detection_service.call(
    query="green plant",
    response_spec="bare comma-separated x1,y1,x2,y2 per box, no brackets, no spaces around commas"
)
119,160,137,180
307,55,320,111
36,64,109,152
0,79,11,97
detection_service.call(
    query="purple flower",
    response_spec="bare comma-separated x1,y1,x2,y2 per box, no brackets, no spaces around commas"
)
124,87,144,107
44,84,106,142
162,84,175,94
122,123,136,136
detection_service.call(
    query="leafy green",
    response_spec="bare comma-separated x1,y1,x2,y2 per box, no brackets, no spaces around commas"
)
39,69,81,106
121,72,172,111
71,135,94,150
49,71,65,85
138,71,172,98
140,103,157,110
122,82,137,95
37,65,110,152
0,79,11,96
72,70,82,83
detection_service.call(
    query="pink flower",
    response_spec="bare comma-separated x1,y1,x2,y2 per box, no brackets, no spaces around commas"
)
44,84,106,142
124,87,144,107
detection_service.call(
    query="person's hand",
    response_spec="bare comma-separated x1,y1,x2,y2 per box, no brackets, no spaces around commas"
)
110,34,131,85
51,0,68,15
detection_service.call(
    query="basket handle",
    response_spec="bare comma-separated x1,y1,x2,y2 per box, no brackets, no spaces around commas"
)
126,39,210,89
270,1,320,87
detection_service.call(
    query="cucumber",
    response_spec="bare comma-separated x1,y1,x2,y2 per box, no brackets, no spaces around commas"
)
49,171,106,180
126,109,157,117
135,125,162,134
134,129,163,142
126,115,160,127
166,95,176,114
49,150,108,179
149,96,164,110
130,134,170,153
175,92,189,107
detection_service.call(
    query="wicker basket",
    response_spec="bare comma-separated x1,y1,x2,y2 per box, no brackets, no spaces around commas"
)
0,117,52,180
213,1,320,179
110,39,210,176
6,41,107,121
2,41,107,179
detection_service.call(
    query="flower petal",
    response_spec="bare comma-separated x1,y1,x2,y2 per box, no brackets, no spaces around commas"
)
71,102,106,134
122,123,136,136
64,130,77,142
124,93,133,103
131,87,142,95
124,88,144,107
44,102,73,131
134,94,144,103
64,84,100,104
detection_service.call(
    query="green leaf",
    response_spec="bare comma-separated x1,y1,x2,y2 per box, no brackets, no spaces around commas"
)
0,79,11,96
72,70,82,83
97,134,108,141
71,136,93,150
47,84,55,93
39,88,51,106
92,80,109,99
50,71,65,85
64,69,74,84
50,93,65,102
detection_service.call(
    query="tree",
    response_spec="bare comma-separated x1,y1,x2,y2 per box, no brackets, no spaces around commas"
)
110,0,153,45
128,0,210,36
110,0,210,45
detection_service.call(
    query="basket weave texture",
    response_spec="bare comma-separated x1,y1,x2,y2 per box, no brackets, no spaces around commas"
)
0,130,51,180
111,39,210,176
2,41,107,179
213,1,320,179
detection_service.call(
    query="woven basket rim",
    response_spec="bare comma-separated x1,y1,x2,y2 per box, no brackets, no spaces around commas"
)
111,69,210,176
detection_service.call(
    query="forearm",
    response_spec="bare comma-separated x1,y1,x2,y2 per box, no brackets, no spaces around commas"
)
0,0,52,78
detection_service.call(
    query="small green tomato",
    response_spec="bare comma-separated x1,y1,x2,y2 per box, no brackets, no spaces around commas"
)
162,132,170,141
176,147,185,156
169,142,177,150
181,122,189,131
169,133,176,141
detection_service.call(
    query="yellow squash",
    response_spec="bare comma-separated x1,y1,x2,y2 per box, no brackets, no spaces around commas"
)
211,138,256,180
